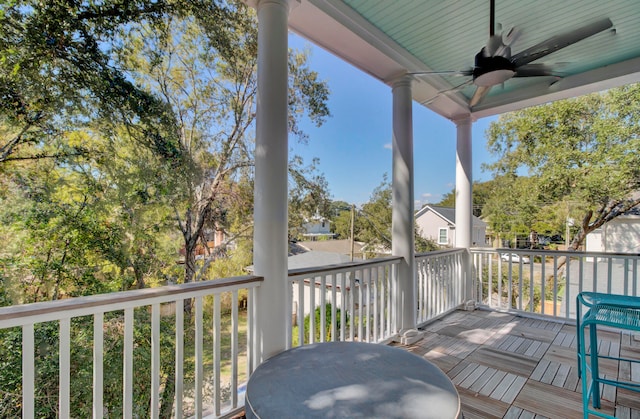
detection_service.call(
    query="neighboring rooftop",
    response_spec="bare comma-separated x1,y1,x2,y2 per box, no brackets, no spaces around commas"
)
297,239,365,256
287,250,360,270
416,205,487,227
247,249,362,273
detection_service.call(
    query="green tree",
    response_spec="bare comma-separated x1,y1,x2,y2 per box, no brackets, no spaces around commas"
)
481,175,541,247
0,128,179,303
330,201,356,240
359,178,393,254
0,2,331,417
437,180,496,217
349,177,438,255
437,190,455,208
0,0,192,164
288,157,331,240
486,84,640,249
118,8,330,283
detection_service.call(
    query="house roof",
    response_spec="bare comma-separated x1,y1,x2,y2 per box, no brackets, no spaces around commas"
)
288,1,640,121
247,249,360,273
287,250,359,270
415,205,487,228
297,239,364,255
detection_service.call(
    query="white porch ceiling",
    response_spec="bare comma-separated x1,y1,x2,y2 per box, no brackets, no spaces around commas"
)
288,0,640,121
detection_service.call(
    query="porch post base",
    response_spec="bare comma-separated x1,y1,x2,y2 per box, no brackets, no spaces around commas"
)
395,328,424,346
464,300,476,311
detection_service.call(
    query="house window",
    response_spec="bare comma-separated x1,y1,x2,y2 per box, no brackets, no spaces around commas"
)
321,221,325,228
438,228,448,245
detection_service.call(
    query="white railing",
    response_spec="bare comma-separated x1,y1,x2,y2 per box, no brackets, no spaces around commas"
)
472,248,640,319
287,257,402,347
0,276,262,419
415,249,468,326
12,247,638,418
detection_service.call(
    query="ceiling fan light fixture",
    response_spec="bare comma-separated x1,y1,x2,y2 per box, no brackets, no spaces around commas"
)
473,53,516,86
474,69,515,86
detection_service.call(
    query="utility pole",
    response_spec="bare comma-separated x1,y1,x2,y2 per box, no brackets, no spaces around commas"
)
350,204,355,261
565,201,572,249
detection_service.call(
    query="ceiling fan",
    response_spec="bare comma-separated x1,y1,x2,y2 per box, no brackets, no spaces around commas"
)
413,0,613,107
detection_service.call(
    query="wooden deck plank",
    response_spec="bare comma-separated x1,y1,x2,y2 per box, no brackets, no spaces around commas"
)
436,324,496,345
533,343,550,359
540,360,560,384
563,367,580,392
468,367,497,393
457,386,509,419
502,375,527,404
544,344,578,365
422,349,463,373
405,309,636,419
551,363,571,387
490,373,518,400
513,378,615,418
467,346,539,377
618,388,640,410
524,340,542,357
479,369,507,397
503,406,524,419
530,359,550,382
451,363,477,385
512,324,560,343
459,364,489,389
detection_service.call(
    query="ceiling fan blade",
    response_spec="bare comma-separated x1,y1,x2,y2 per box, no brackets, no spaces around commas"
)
409,70,473,77
514,64,556,77
512,18,613,67
470,85,491,107
421,80,473,105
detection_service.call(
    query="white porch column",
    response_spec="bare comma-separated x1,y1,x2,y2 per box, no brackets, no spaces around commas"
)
454,115,474,304
391,75,419,343
252,0,291,363
455,116,473,248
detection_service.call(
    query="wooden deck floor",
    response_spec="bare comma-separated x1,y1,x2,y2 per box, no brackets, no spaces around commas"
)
399,309,640,419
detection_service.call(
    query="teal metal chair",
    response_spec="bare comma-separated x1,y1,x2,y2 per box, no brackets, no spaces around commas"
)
576,292,640,419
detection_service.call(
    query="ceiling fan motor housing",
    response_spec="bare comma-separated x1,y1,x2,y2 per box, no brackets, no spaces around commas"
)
473,50,516,86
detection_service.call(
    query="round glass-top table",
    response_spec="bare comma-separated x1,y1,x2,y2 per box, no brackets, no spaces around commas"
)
245,341,461,418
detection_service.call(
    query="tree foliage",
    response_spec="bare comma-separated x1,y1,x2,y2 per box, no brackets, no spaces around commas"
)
0,0,191,164
330,177,439,255
436,180,495,217
114,7,330,283
485,84,640,249
288,156,331,240
0,1,332,416
1,0,331,289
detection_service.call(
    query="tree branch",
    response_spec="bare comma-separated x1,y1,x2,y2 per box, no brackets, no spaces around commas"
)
0,112,43,163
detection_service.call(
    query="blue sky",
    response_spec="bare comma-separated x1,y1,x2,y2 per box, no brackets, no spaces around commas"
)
289,33,499,206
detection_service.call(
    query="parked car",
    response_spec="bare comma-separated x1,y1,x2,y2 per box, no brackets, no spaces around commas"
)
550,235,564,244
500,253,530,264
537,236,551,246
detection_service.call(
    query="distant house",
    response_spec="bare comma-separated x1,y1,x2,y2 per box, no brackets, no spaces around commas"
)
586,207,640,254
415,205,488,247
302,215,335,240
178,226,229,262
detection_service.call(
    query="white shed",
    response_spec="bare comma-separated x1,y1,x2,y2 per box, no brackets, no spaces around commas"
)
586,211,640,254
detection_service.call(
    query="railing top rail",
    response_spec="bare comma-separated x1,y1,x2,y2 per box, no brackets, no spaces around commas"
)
415,248,466,258
287,256,403,278
0,275,263,325
474,248,640,258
